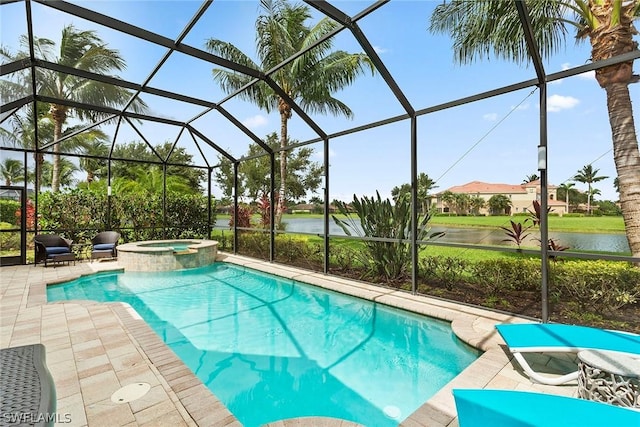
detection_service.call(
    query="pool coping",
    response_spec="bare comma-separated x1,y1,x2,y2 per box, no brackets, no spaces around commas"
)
1,252,578,427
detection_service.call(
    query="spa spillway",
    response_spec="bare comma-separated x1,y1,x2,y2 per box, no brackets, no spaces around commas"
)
116,239,218,271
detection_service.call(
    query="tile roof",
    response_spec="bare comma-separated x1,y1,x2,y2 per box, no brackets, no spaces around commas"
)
443,181,527,194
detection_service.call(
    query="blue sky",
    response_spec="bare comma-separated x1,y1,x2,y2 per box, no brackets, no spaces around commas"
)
2,0,636,202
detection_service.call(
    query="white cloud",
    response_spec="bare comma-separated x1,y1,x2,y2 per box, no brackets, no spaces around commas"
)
548,94,580,112
373,45,388,54
242,114,268,129
483,113,498,121
577,70,597,81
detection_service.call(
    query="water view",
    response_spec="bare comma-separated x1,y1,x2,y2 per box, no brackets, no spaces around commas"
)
216,218,630,253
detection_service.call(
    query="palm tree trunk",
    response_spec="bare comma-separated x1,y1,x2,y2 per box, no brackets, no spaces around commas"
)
587,183,592,215
275,99,290,227
605,82,640,259
50,104,66,193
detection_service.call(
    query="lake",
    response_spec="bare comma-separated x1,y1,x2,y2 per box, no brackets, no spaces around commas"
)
215,217,630,253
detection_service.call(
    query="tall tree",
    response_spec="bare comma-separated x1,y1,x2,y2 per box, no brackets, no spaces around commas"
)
205,0,373,225
214,133,323,203
0,106,52,193
574,164,608,214
40,158,79,189
558,182,576,213
430,1,640,257
0,158,24,186
391,172,438,213
487,194,512,215
1,25,147,192
111,141,206,191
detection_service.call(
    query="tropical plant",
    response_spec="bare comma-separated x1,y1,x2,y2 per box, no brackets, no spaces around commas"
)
523,173,539,183
469,195,485,215
78,137,109,183
391,172,438,213
439,190,456,214
214,133,323,203
500,220,532,249
332,192,444,281
487,194,512,215
0,105,52,193
40,158,79,189
429,0,640,258
558,182,576,213
527,199,552,227
1,25,147,192
205,0,374,226
574,164,609,215
0,158,24,186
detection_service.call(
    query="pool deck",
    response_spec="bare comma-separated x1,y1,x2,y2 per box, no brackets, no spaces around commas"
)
1,252,578,427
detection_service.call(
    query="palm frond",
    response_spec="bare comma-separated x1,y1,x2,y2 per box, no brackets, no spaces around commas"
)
429,0,570,64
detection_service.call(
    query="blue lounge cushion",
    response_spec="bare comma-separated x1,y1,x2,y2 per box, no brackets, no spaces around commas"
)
45,246,70,255
453,389,640,426
496,323,640,354
93,243,115,251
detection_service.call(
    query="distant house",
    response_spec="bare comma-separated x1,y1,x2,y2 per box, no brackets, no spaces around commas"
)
288,203,339,214
433,180,567,216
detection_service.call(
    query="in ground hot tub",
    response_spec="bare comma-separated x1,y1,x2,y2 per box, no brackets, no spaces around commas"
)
116,239,218,271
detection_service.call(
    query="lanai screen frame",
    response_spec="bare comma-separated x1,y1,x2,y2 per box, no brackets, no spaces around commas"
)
1,0,640,323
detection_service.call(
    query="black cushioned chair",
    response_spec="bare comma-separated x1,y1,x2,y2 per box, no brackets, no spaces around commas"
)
91,231,120,261
33,234,75,267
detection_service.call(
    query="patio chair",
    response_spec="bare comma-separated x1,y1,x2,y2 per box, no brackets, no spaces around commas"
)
91,231,120,261
495,323,640,385
1,344,57,426
33,234,75,267
453,389,640,426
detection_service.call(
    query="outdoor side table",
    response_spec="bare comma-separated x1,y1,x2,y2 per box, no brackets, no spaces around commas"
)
577,349,640,408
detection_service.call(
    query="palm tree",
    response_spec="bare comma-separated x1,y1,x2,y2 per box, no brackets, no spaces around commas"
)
205,0,373,225
487,194,512,215
429,1,640,257
40,158,79,189
0,158,25,186
523,173,540,183
1,25,147,192
0,106,53,193
417,172,438,213
469,195,485,215
559,182,576,214
439,190,456,214
78,137,110,183
574,164,609,215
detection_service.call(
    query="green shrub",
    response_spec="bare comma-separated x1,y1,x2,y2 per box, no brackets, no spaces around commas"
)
470,258,541,295
0,222,20,252
550,260,640,312
419,256,468,290
0,200,20,224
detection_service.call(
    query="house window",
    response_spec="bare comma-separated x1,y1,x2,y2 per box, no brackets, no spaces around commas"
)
550,194,554,200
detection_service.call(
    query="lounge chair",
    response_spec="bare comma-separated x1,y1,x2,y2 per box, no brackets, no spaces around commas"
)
496,323,640,385
453,389,640,427
91,231,120,261
33,234,75,267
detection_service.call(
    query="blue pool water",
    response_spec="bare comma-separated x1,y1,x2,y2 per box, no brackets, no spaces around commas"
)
47,263,480,426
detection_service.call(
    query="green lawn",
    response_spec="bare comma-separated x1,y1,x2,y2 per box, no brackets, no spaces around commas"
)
429,215,626,233
222,213,626,234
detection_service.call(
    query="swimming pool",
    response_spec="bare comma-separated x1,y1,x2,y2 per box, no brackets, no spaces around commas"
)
47,263,480,426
